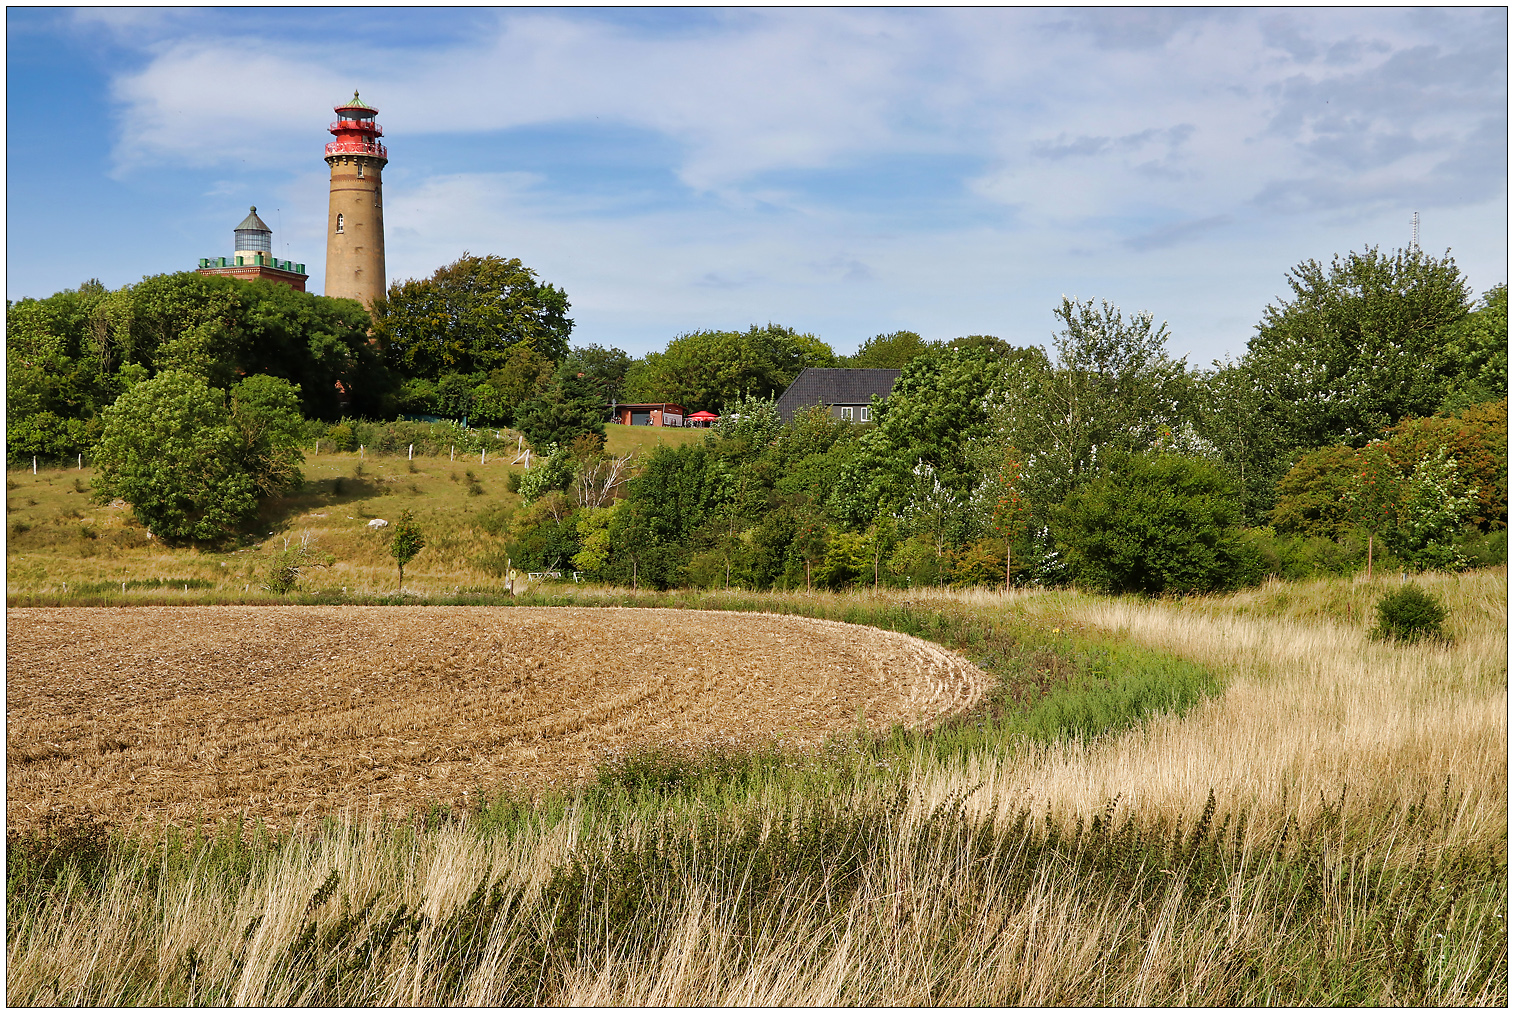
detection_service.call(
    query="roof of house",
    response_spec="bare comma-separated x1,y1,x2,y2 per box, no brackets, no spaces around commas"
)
775,368,901,422
612,402,686,413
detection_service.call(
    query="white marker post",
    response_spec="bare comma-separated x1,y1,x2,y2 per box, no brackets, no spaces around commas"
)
32,456,37,474
408,444,414,461
78,453,82,469
481,446,486,465
450,445,455,461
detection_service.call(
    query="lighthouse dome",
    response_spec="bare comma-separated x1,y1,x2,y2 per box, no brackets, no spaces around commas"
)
334,91,377,118
234,205,272,254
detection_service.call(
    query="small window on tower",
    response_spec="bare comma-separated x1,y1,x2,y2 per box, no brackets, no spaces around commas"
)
336,214,344,234
357,163,364,179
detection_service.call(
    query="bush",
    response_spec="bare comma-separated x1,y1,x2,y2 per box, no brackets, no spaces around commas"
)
91,372,260,541
1051,452,1259,595
1370,584,1450,643
263,531,332,594
323,422,355,452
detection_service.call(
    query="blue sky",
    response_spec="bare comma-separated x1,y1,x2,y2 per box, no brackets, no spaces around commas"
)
6,7,1507,364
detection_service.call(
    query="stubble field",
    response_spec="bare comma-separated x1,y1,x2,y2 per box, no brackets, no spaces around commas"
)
6,605,987,835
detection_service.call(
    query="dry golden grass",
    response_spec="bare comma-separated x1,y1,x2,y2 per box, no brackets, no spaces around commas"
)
6,606,988,835
907,568,1508,851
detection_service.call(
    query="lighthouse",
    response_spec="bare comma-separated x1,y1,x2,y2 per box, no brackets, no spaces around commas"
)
324,91,387,307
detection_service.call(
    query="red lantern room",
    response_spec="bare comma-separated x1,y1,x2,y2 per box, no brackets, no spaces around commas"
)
326,92,388,163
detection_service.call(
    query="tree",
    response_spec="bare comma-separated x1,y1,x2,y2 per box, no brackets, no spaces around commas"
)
712,393,783,451
1192,359,1291,525
1386,398,1506,533
623,323,834,412
389,509,426,592
1269,445,1360,539
91,372,260,542
605,443,716,588
228,374,307,498
7,272,391,452
989,452,1029,591
470,342,555,426
1343,442,1402,579
375,253,573,380
515,371,608,450
846,330,939,368
834,344,1014,528
562,343,633,402
1051,452,1256,595
1439,284,1508,413
1246,246,1470,451
983,299,1194,561
1383,449,1478,572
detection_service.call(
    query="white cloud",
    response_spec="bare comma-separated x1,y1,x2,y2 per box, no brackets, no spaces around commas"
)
32,8,1507,362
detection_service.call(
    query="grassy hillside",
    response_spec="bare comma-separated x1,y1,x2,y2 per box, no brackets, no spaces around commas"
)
6,433,703,599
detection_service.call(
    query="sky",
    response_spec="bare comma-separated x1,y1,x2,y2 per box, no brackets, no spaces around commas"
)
6,7,1507,364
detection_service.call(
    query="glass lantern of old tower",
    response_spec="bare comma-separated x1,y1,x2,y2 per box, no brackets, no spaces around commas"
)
234,206,273,264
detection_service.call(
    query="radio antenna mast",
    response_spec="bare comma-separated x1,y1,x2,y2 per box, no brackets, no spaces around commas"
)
1412,211,1420,250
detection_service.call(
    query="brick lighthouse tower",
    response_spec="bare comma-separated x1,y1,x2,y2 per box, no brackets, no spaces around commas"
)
324,91,387,307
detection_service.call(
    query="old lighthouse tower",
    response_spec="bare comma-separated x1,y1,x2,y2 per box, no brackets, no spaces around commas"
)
324,92,387,306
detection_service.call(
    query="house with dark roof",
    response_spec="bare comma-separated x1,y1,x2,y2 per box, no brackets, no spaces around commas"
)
775,368,901,424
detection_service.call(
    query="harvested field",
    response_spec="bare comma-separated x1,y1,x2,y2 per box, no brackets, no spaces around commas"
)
6,606,988,833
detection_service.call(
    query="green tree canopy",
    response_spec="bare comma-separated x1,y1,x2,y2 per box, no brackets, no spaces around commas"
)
389,509,426,592
1245,246,1470,451
516,371,608,451
845,330,939,368
562,344,633,403
7,272,386,465
990,298,1192,521
1386,398,1506,533
604,443,718,588
1051,452,1256,595
623,323,835,413
1269,445,1359,538
1439,283,1508,413
375,253,573,380
91,373,256,541
229,373,308,498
